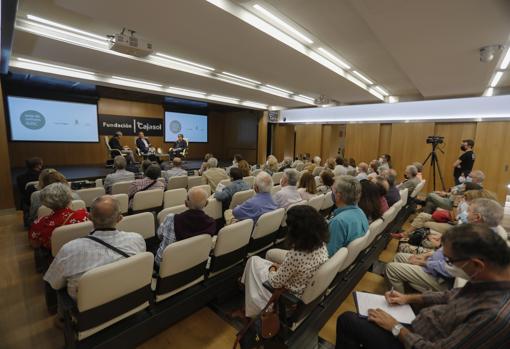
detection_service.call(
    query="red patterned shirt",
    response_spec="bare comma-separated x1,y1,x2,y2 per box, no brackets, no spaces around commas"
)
29,207,89,250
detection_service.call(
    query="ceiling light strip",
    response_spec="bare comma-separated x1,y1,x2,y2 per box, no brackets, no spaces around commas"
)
317,47,351,70
351,70,373,85
111,75,162,87
500,47,510,70
26,14,106,41
221,71,261,84
490,71,503,87
154,52,214,71
17,57,95,75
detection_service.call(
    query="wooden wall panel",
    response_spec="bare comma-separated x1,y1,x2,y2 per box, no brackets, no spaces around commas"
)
378,124,392,156
389,123,435,183
273,124,295,162
344,123,381,164
257,112,268,164
321,125,342,161
433,122,477,190
0,83,15,209
294,124,322,158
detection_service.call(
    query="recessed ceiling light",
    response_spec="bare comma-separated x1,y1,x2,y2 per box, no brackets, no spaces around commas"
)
26,14,106,41
242,101,268,109
221,71,261,85
373,85,389,96
317,47,351,70
111,75,162,87
500,47,510,70
208,94,240,103
167,86,206,96
253,4,314,44
483,87,494,96
154,52,214,71
17,57,95,75
265,84,293,95
351,70,373,85
490,71,503,87
345,74,367,89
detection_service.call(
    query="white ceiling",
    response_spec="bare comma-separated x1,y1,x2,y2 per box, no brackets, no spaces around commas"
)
11,0,510,108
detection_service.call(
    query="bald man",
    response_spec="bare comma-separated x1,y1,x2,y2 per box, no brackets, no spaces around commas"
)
44,195,146,299
155,187,216,265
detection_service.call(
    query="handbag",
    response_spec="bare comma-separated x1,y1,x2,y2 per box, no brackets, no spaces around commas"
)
233,288,286,349
408,228,430,246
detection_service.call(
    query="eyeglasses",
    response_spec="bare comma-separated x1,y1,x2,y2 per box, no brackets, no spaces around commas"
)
444,255,470,266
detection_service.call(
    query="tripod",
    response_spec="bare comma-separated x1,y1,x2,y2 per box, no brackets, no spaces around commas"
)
423,142,446,191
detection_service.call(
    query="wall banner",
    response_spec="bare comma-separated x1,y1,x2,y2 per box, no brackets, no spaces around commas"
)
98,114,163,136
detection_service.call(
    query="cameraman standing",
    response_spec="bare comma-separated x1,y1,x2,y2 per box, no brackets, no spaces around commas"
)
453,139,475,185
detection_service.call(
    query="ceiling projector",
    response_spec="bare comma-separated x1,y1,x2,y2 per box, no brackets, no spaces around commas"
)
108,28,153,58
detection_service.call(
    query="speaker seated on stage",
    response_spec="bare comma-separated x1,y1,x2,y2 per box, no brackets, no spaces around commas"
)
169,133,188,159
109,131,136,164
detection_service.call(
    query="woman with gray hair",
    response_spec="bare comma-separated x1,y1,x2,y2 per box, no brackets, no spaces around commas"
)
29,182,89,250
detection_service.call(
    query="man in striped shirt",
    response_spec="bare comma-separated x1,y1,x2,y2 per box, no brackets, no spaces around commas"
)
336,223,510,349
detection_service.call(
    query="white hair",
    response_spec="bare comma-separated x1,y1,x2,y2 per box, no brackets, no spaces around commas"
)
207,157,218,168
313,156,321,165
255,171,273,193
284,168,299,186
470,170,485,183
406,165,418,177
41,182,72,210
470,198,503,227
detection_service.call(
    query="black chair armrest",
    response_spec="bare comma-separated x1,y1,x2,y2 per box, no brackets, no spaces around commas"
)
57,288,78,315
262,281,301,306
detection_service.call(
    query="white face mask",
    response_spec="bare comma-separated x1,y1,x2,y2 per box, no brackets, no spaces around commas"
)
445,262,471,280
379,157,384,163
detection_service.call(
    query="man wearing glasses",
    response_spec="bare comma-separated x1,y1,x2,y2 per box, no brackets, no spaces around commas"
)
336,223,510,349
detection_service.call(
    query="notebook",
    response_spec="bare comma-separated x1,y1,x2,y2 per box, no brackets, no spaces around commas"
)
353,291,416,324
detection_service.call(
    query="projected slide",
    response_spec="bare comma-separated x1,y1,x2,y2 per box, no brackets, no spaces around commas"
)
165,111,208,142
8,96,99,142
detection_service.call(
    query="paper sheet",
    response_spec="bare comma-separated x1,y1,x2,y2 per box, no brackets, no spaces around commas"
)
354,291,416,324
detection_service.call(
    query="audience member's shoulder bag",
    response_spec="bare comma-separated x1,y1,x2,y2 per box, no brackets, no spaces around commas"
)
408,227,430,246
233,288,286,349
85,234,130,258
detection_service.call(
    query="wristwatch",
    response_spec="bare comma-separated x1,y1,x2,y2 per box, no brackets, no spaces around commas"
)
392,323,404,337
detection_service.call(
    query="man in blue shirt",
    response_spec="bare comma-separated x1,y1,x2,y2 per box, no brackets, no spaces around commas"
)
225,171,277,224
214,167,250,210
327,175,369,256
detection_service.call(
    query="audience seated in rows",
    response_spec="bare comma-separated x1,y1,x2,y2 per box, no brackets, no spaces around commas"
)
373,176,390,214
214,168,250,211
334,156,348,176
422,169,484,213
386,198,504,293
355,162,369,181
29,168,81,225
29,183,89,250
203,157,229,191
412,161,423,181
367,160,379,180
128,164,165,208
378,154,391,172
237,159,251,177
226,154,243,175
358,180,383,223
382,169,401,206
163,157,187,182
155,187,216,266
273,168,303,209
44,195,146,299
242,205,329,317
317,170,335,194
325,157,336,172
104,156,135,194
19,157,44,227
198,153,213,175
327,175,369,256
225,172,277,224
398,165,420,194
263,155,279,176
291,159,305,171
298,171,317,201
277,157,292,172
336,223,510,349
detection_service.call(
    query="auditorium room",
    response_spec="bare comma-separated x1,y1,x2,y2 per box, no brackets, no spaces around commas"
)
1,0,510,348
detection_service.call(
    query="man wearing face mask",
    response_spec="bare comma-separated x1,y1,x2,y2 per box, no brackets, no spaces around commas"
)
336,223,510,349
386,197,505,293
453,139,475,185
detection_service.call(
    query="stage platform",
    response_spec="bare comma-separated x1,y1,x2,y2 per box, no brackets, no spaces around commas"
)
11,159,232,182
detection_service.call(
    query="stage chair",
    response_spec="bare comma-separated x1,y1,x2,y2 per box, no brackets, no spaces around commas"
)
110,194,129,214
338,233,370,273
131,189,164,213
154,234,212,302
271,172,284,184
248,208,285,256
271,184,281,196
104,135,127,161
168,138,189,159
111,180,135,195
59,252,154,342
187,175,205,189
307,194,325,211
51,221,95,257
163,188,187,208
243,176,255,188
193,184,212,196
228,189,255,210
158,205,188,224
76,187,106,208
208,219,253,277
167,175,188,190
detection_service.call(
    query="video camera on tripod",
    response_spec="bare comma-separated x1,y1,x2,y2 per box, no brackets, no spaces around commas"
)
426,135,444,145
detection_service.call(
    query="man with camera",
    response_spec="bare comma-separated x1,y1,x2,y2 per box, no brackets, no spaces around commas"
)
453,139,475,185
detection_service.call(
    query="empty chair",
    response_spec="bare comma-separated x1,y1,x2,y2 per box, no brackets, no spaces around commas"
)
116,212,155,240
243,176,255,188
111,180,134,195
307,194,325,211
167,175,188,190
229,189,255,210
338,233,370,272
203,198,222,220
158,205,188,224
131,189,164,213
208,219,254,277
187,175,205,188
51,221,94,257
193,184,212,197
248,208,286,255
76,187,106,208
61,252,154,341
271,172,284,184
110,194,129,214
155,234,212,302
163,188,187,208
271,185,281,196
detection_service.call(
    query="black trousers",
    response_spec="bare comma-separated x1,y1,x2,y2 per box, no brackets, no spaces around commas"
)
335,312,404,349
